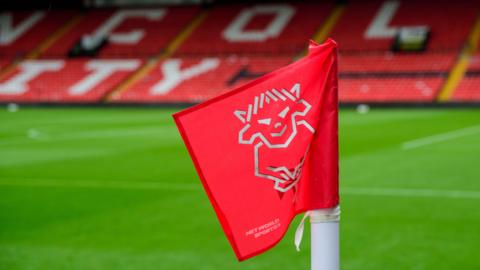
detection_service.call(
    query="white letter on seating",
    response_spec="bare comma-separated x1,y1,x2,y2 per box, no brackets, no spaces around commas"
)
365,1,399,39
223,4,295,42
0,60,63,95
364,1,426,39
86,9,166,44
69,60,140,96
151,58,220,95
0,11,45,45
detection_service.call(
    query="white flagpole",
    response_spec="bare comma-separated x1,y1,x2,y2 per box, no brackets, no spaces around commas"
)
310,206,340,270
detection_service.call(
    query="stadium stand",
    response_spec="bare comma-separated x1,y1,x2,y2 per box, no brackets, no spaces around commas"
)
329,0,478,52
41,7,199,58
451,54,480,101
0,60,9,71
330,0,479,103
0,59,141,102
338,53,456,102
0,10,77,59
175,3,333,56
111,57,291,103
339,77,444,102
0,1,479,104
339,53,456,73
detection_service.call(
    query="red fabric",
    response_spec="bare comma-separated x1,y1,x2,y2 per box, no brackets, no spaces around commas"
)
173,39,339,260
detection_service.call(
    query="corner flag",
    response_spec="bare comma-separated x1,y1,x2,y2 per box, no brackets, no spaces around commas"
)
173,39,339,261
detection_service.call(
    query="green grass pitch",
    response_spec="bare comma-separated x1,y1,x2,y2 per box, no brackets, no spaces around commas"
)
0,107,479,270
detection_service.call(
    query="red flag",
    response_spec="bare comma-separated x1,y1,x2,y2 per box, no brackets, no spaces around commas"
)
173,39,339,261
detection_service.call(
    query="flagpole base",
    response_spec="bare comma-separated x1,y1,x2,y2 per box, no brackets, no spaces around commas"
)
311,205,340,270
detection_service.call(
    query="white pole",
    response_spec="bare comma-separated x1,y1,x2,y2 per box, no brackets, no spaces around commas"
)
310,206,340,270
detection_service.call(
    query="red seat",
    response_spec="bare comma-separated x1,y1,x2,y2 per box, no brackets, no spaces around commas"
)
337,51,455,102
339,52,456,73
0,10,77,59
111,56,292,103
452,77,480,101
1,2,478,104
175,3,332,56
0,59,141,103
451,54,480,102
340,77,444,102
0,60,9,70
330,0,478,52
41,7,198,58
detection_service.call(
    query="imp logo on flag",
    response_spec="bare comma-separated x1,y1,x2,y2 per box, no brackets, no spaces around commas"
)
234,83,315,193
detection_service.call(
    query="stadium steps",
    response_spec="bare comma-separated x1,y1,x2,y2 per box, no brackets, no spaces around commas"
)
104,10,209,102
437,14,480,102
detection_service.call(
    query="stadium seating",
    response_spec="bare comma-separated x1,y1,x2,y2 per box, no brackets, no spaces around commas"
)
340,77,444,102
337,52,456,102
330,0,478,52
111,56,292,103
451,54,480,101
0,10,77,58
1,1,479,104
175,3,333,56
0,60,9,70
330,0,478,103
41,7,199,58
339,53,456,73
0,59,141,102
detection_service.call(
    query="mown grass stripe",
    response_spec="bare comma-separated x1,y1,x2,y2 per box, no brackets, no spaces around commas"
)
1,178,479,199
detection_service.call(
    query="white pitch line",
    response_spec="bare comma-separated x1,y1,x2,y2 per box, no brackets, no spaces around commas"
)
342,187,480,200
1,178,480,200
402,124,480,150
